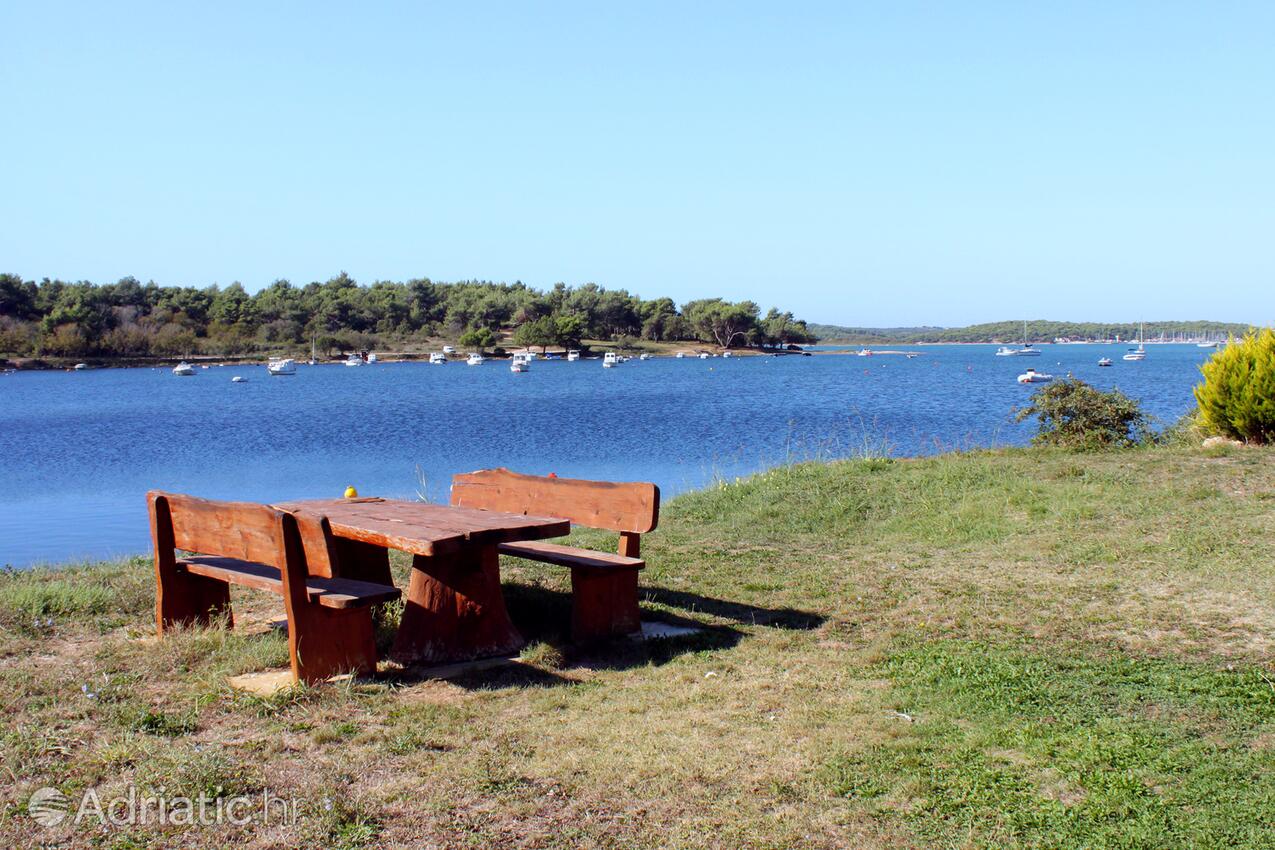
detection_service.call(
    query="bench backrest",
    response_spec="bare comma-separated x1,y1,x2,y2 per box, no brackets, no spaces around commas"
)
450,468,660,535
148,491,338,577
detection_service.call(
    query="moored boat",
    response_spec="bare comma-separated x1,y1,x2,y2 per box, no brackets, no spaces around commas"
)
466,352,485,366
602,352,619,368
1098,357,1113,367
267,357,296,376
1017,368,1054,384
429,352,447,365
172,361,195,376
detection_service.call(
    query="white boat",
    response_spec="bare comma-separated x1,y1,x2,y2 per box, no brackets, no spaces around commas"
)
639,353,652,360
603,352,619,368
429,352,447,365
267,357,296,376
308,336,318,365
698,352,710,360
567,350,580,362
366,352,378,364
73,363,89,371
1017,368,1054,384
1098,358,1113,367
231,376,246,383
995,321,1042,356
857,348,873,357
675,352,687,359
1123,322,1147,361
344,353,364,367
442,345,456,355
722,350,733,358
510,353,531,372
172,361,195,376
466,353,485,366
1196,341,1219,349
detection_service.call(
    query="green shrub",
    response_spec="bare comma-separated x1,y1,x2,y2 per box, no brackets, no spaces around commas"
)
1194,328,1275,444
1015,377,1150,450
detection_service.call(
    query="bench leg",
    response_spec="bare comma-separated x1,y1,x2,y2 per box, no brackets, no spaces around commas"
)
571,567,642,641
288,606,378,684
156,573,232,635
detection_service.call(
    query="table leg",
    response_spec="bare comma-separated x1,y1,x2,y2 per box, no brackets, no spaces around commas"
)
391,543,524,665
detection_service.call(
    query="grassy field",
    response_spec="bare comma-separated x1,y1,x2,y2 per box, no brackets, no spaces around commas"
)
2,444,1273,848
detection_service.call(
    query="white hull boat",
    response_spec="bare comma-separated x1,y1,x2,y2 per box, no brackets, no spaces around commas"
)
1017,369,1054,384
996,320,1042,356
172,361,195,376
429,352,447,365
466,353,485,366
510,353,531,372
1098,358,1113,367
567,350,580,362
602,352,619,368
1123,322,1147,361
344,354,364,367
267,358,296,376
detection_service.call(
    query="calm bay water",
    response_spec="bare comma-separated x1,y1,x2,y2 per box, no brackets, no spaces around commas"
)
0,344,1212,567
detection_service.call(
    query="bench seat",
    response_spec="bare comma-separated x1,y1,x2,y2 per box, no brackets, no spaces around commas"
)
179,556,400,609
497,540,644,572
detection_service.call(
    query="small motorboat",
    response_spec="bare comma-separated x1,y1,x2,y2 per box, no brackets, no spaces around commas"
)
466,352,485,366
366,352,378,364
73,363,89,371
857,348,873,357
698,352,710,360
231,376,246,383
1017,368,1054,384
567,350,580,362
442,345,456,355
510,353,531,373
344,353,364,367
675,352,687,359
722,350,733,358
1098,358,1113,367
603,352,619,368
1197,341,1219,348
172,361,195,376
267,357,296,376
429,352,447,365
639,353,652,360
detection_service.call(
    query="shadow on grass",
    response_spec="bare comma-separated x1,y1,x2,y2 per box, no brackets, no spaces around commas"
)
640,586,826,631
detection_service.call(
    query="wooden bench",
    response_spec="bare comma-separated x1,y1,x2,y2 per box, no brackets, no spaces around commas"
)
148,491,401,684
450,469,660,641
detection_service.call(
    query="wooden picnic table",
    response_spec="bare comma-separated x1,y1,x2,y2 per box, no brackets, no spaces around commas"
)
272,497,570,665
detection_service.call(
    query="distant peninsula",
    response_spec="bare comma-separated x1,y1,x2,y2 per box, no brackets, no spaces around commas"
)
809,320,1253,345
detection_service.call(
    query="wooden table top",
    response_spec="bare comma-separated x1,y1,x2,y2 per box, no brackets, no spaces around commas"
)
272,497,571,557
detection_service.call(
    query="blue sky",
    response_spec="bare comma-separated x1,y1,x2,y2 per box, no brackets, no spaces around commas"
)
2,2,1271,326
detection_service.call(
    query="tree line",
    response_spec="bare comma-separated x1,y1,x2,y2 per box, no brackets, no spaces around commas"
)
811,319,1253,344
0,273,815,358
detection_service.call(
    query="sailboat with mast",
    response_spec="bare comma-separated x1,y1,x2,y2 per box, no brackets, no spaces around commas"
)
1123,322,1147,361
995,320,1042,356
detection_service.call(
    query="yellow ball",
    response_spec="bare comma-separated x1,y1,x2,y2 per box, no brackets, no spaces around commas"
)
343,485,358,499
